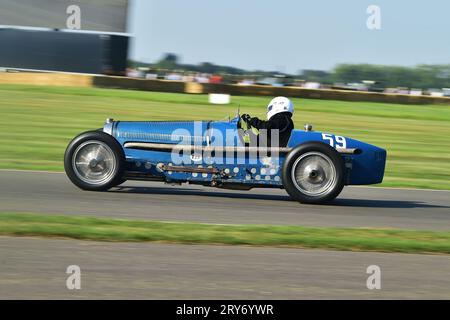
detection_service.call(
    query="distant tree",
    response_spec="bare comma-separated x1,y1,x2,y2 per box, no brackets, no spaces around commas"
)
299,69,331,83
198,62,215,73
129,55,450,89
153,53,180,69
331,64,450,89
162,53,178,64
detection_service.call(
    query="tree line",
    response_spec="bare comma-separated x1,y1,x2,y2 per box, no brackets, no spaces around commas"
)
302,64,450,89
130,54,450,89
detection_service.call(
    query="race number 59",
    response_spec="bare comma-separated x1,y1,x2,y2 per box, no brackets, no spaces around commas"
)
322,133,347,148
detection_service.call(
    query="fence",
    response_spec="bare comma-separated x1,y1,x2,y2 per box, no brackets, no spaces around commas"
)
1,72,449,105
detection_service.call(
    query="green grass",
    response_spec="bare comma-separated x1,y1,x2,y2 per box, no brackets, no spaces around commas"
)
1,212,449,254
0,84,449,189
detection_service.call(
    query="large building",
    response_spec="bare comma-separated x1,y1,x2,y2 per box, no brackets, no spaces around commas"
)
0,0,129,75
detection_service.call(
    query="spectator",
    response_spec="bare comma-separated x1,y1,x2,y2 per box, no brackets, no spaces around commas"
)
209,74,223,84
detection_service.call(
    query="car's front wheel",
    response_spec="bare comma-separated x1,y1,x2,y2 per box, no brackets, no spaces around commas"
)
64,131,125,191
282,142,345,204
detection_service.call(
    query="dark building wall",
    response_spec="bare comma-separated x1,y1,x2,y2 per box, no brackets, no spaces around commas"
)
0,28,128,75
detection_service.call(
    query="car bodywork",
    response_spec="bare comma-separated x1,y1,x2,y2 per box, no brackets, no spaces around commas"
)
102,116,386,190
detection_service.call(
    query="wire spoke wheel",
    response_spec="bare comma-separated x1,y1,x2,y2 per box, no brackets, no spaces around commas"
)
64,131,125,191
291,152,337,197
282,142,345,204
72,141,116,185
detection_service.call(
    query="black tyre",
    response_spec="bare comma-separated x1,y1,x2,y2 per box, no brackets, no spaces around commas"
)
116,178,128,186
282,141,345,204
64,131,125,191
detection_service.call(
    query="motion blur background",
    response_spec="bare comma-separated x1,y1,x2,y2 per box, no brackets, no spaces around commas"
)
2,0,450,94
0,0,449,189
0,0,450,300
126,0,450,95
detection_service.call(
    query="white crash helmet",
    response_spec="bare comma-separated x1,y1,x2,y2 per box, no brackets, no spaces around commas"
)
266,96,294,120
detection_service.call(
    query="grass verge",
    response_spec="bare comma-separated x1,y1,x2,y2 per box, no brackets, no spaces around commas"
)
0,84,449,189
1,212,449,254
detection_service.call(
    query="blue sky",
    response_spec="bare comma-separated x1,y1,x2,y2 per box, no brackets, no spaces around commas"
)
128,0,450,73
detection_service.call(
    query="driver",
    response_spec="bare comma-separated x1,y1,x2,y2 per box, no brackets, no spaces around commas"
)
241,96,294,147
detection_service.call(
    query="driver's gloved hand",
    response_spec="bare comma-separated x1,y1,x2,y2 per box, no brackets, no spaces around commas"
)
241,114,252,124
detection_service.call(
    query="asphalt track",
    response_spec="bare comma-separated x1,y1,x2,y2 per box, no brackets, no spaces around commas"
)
1,237,449,299
1,170,449,230
1,170,450,299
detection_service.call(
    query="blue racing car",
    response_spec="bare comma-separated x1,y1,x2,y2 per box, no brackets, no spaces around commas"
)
64,112,386,204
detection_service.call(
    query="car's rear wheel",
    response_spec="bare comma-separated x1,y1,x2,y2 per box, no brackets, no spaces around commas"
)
64,131,125,191
282,142,345,204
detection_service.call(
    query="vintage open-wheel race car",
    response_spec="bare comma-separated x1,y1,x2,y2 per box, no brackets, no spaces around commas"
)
64,114,386,204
